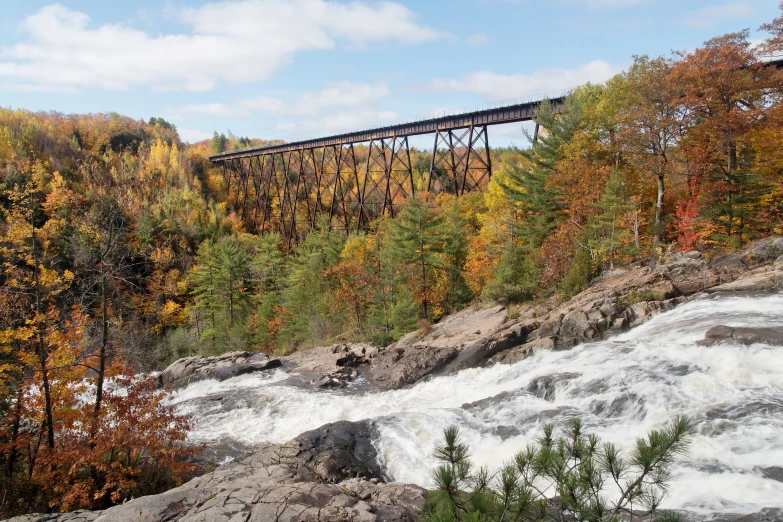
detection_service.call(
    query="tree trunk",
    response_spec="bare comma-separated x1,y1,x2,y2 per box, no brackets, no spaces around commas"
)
91,259,108,442
654,172,665,246
31,205,55,450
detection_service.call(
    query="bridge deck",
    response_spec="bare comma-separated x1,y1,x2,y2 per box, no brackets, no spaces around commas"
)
209,96,565,162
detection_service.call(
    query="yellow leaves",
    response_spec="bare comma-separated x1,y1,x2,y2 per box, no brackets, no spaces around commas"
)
341,234,369,264
43,172,84,219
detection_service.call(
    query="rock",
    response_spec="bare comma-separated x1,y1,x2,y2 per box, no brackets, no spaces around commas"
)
708,263,783,293
697,508,783,522
283,343,378,389
526,372,580,401
159,351,282,389
698,326,783,347
368,305,509,389
9,421,425,522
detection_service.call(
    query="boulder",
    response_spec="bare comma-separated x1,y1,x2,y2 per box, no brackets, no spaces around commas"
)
159,351,282,389
698,326,783,347
283,343,377,389
8,421,425,522
368,304,510,389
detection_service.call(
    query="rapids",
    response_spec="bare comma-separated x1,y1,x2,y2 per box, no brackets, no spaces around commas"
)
169,294,783,515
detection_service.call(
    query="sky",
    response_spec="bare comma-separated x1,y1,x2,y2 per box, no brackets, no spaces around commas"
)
0,0,780,148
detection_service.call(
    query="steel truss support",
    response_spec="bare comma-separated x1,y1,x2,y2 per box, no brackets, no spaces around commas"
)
221,127,488,248
428,125,492,195
360,137,414,225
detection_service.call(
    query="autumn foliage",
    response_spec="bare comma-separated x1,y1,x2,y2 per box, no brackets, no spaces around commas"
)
2,7,783,517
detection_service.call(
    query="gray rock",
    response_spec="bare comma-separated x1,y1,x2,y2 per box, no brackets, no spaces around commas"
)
7,421,425,522
159,351,281,389
698,326,783,347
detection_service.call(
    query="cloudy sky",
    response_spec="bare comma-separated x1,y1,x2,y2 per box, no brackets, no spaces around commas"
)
0,0,779,147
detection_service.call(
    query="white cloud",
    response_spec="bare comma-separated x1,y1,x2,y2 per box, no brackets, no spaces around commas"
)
291,82,390,115
178,128,214,143
278,109,399,134
680,2,754,29
429,60,624,100
180,81,388,119
466,33,490,46
0,1,443,92
182,97,286,118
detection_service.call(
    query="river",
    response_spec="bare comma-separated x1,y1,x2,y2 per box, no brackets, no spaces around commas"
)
169,293,783,516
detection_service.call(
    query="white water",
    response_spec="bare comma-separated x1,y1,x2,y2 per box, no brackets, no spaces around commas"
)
170,294,783,515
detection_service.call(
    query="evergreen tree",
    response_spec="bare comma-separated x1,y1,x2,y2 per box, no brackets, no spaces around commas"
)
442,201,472,311
482,241,539,303
189,236,252,353
281,223,345,348
585,171,637,270
386,196,446,320
498,98,584,250
210,132,228,155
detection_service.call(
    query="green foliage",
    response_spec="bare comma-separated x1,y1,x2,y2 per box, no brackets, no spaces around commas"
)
388,290,420,340
386,196,447,320
279,223,345,348
482,242,539,303
423,417,695,522
557,245,599,300
498,97,585,250
211,132,228,155
442,201,473,311
585,171,638,271
189,236,253,353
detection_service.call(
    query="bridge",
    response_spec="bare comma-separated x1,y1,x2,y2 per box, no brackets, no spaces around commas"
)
209,94,565,246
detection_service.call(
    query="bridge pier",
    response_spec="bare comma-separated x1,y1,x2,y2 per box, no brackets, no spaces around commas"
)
428,125,491,196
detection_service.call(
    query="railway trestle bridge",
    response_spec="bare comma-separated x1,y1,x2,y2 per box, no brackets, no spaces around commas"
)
209,94,565,246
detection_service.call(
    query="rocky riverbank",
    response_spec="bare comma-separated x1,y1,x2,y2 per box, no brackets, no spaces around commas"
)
158,237,783,393
7,421,425,522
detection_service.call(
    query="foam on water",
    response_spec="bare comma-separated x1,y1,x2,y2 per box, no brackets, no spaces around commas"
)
171,294,783,515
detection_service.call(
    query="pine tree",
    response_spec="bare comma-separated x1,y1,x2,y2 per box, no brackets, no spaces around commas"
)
442,201,472,311
386,196,447,320
482,241,539,303
497,98,584,250
424,417,695,522
585,171,637,270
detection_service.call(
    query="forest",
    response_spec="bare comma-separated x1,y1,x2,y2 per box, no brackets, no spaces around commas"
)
1,11,783,518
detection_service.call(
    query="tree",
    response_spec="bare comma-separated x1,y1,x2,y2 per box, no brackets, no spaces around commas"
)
482,242,539,303
211,132,228,155
672,31,777,246
424,417,695,522
386,196,447,320
499,99,579,251
189,236,253,353
585,171,637,270
441,200,472,311
615,56,681,246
